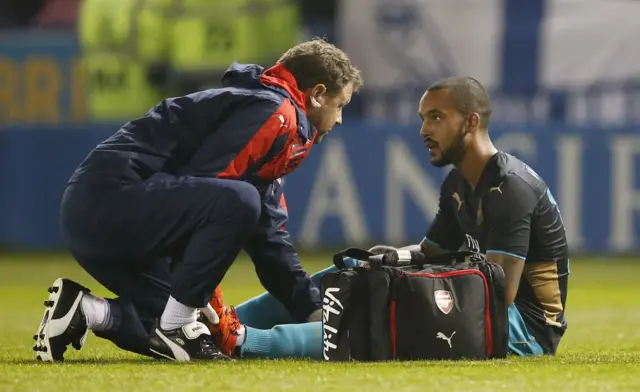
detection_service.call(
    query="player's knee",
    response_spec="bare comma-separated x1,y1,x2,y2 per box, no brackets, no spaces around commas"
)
221,180,261,225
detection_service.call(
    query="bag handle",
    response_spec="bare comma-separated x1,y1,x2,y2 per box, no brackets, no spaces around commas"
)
332,248,487,270
332,247,374,269
427,250,486,265
371,249,487,268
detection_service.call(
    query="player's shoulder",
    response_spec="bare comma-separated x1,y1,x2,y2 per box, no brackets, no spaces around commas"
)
497,152,547,186
489,152,547,202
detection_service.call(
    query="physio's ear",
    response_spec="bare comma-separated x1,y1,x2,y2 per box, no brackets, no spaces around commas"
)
307,83,327,108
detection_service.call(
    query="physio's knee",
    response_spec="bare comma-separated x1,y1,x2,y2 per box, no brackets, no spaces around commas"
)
219,180,261,225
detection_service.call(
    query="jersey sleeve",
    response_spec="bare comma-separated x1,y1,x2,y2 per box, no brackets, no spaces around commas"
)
425,172,464,251
485,175,538,260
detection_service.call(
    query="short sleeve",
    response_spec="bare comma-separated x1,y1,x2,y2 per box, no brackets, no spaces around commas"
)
425,172,464,251
485,176,538,260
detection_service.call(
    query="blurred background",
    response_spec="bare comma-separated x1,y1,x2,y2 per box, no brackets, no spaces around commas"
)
1,0,639,257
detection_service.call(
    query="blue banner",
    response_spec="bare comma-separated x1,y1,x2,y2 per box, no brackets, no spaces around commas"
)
2,121,640,253
0,31,84,126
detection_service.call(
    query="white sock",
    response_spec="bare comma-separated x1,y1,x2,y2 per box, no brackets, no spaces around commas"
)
236,326,246,346
160,296,197,330
81,293,112,331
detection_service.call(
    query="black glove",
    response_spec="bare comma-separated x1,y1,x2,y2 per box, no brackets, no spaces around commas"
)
367,244,398,255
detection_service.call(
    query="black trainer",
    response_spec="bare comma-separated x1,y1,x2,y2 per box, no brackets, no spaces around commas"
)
33,278,91,362
149,320,232,361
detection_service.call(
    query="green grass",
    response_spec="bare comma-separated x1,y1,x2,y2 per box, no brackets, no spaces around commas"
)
1,253,639,392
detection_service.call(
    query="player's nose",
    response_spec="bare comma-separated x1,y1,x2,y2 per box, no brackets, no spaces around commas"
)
420,125,430,137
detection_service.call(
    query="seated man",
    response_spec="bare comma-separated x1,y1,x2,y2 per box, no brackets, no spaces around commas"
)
207,76,569,359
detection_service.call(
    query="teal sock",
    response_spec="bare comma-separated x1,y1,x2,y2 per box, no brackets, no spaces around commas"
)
235,292,296,329
240,322,322,359
309,257,360,286
235,258,361,329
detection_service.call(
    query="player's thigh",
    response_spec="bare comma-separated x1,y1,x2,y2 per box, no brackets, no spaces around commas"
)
507,304,545,356
62,174,261,262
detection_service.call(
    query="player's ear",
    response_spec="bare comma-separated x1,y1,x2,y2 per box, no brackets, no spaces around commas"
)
468,112,481,132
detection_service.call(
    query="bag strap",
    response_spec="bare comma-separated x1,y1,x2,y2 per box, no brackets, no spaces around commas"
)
332,248,487,270
387,250,487,270
427,250,486,265
332,248,374,269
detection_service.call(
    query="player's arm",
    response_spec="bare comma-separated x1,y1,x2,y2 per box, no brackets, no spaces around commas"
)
485,176,537,306
421,173,464,259
486,252,525,306
243,180,319,322
420,238,449,259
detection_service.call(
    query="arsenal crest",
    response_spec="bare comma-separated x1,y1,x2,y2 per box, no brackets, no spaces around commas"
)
434,290,453,314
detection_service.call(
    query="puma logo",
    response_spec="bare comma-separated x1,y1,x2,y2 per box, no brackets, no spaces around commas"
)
490,182,504,194
436,331,456,348
452,192,463,211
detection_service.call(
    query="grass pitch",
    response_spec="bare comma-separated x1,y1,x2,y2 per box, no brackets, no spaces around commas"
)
0,253,639,392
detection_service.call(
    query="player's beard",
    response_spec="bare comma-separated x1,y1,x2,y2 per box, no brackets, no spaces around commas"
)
432,124,468,167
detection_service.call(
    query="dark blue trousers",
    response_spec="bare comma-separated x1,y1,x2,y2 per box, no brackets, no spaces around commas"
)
60,174,262,356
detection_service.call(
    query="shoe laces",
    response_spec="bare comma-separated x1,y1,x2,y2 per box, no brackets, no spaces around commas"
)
225,307,242,336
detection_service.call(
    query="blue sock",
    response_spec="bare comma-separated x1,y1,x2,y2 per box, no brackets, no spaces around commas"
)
235,258,361,329
308,257,361,286
240,322,322,359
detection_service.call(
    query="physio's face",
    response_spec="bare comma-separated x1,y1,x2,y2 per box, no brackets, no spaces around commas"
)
307,83,354,144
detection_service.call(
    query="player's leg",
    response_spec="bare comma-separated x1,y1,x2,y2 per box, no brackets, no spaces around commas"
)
234,257,362,329
233,299,546,361
217,303,547,361
239,322,322,359
210,246,399,357
507,304,545,356
233,245,397,329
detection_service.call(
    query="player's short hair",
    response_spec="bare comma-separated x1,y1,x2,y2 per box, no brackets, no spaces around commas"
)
278,37,364,96
427,77,492,128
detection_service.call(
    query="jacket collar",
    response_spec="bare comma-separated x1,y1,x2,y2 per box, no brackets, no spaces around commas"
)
260,63,307,112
